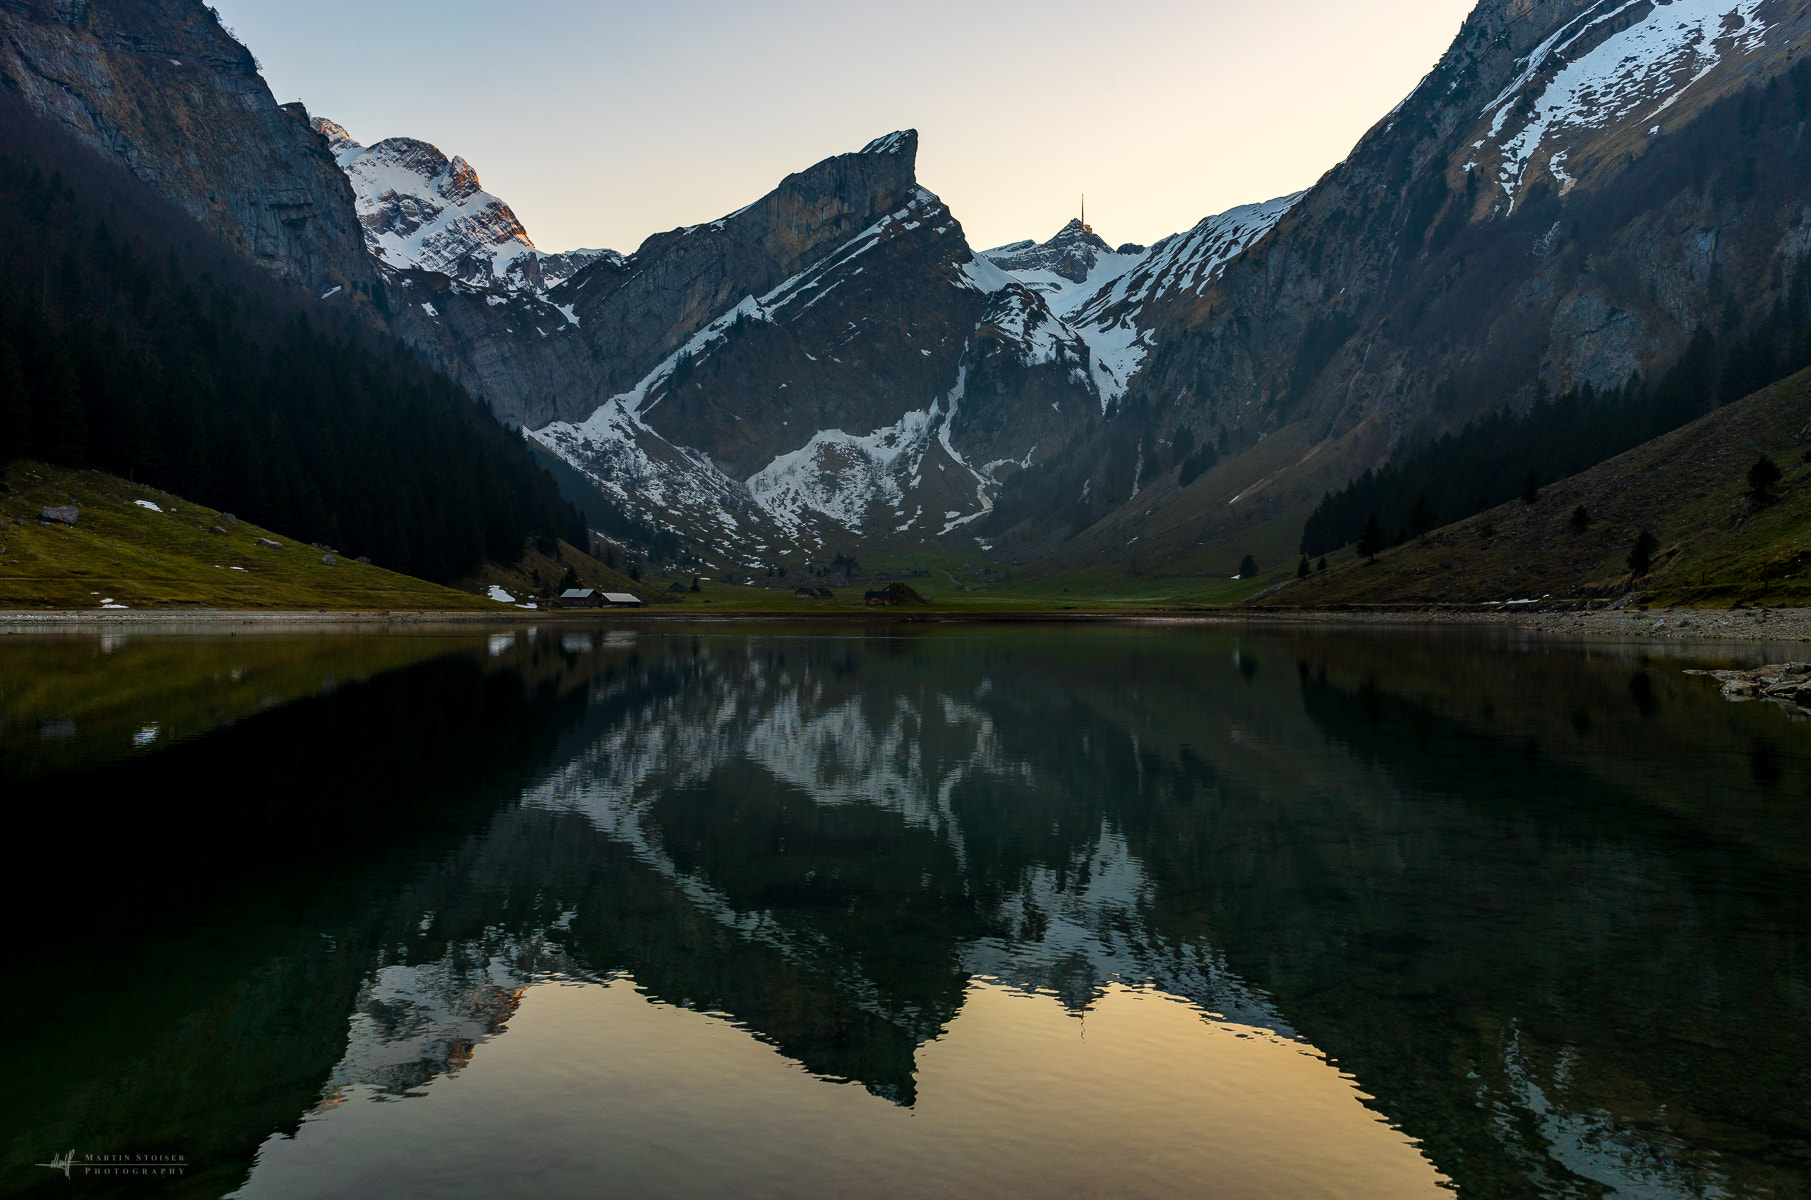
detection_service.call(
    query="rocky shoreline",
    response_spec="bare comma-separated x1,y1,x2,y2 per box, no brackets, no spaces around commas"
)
1244,606,1811,643
1683,662,1811,714
3,604,1811,642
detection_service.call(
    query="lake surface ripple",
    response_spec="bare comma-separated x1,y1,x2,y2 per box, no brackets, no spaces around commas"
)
3,623,1808,1198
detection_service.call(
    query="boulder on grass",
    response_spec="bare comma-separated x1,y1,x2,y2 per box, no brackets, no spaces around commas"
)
40,505,78,525
254,537,282,549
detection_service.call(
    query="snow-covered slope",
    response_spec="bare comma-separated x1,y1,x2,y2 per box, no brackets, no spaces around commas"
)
985,219,1146,302
1470,0,1774,212
314,118,616,294
985,198,1301,408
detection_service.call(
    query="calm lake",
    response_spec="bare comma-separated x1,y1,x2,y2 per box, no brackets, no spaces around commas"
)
3,621,1809,1199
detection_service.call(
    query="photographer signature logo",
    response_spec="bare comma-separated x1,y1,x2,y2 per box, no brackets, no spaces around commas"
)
35,1150,188,1178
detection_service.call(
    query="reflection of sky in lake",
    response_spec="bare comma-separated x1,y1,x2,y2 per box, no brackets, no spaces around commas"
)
241,978,1446,1200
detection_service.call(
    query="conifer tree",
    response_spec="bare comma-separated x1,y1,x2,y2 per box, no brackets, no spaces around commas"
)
1748,455,1782,503
1357,513,1386,561
1408,491,1436,534
1628,530,1658,577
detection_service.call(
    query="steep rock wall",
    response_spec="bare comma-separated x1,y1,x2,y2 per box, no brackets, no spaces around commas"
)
0,0,373,294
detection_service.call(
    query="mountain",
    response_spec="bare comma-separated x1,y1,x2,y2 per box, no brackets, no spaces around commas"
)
313,118,617,294
979,0,1811,573
386,132,1107,566
985,218,1139,290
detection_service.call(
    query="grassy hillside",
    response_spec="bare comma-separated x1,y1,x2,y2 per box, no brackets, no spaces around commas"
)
0,461,499,611
1257,368,1811,608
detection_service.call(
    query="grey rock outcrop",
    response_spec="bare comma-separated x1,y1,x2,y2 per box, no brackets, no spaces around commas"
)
401,131,1106,560
0,0,374,295
39,505,77,525
986,219,1115,284
1687,662,1811,714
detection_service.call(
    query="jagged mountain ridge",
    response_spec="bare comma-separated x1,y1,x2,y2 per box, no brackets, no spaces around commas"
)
313,117,616,294
0,0,1325,568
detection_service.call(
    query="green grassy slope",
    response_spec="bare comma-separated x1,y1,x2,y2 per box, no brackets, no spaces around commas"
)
1256,368,1811,608
0,461,499,611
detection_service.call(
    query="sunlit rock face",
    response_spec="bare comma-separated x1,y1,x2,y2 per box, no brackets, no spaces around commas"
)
314,118,616,294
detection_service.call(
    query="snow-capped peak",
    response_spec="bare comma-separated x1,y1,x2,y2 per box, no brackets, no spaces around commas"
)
313,117,617,294
986,218,1119,285
860,130,916,156
314,116,359,156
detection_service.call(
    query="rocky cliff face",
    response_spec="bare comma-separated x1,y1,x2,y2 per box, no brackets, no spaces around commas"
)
0,0,373,295
983,0,1811,567
509,133,1106,564
314,117,615,293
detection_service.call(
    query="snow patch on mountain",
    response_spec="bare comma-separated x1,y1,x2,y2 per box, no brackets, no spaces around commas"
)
957,253,1015,294
748,409,937,534
314,118,616,294
1479,0,1772,211
984,195,1301,410
1078,194,1302,319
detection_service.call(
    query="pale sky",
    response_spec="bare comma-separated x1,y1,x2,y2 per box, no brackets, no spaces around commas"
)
213,0,1476,256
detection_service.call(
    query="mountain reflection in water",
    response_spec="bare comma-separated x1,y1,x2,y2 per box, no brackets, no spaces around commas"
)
3,624,1808,1199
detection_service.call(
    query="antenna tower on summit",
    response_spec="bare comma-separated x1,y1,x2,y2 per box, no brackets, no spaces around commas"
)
1081,194,1092,234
